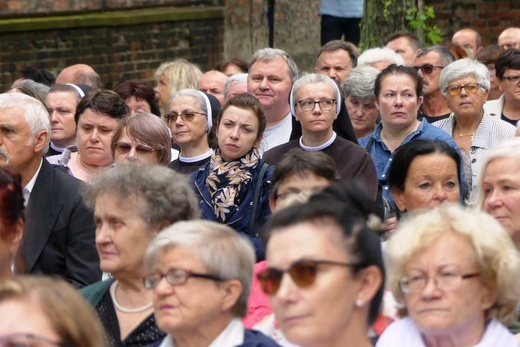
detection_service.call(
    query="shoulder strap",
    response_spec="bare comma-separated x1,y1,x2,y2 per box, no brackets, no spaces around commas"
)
365,137,375,152
249,162,269,236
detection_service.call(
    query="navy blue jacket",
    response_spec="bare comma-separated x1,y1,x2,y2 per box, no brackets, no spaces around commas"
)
148,330,281,347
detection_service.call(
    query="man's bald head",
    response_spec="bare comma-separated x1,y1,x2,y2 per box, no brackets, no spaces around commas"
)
498,27,520,51
198,70,228,105
56,64,101,89
452,28,482,57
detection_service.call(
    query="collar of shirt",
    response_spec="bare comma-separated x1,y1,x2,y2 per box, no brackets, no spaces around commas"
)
160,318,245,347
23,158,43,206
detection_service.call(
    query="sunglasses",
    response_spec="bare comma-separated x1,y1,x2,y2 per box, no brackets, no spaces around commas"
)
446,82,481,96
165,110,206,124
413,64,444,75
114,142,156,156
257,259,359,295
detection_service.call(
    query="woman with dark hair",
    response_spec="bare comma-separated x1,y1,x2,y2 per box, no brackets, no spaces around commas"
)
0,169,24,278
47,90,129,181
387,139,463,216
215,56,249,76
258,180,385,347
114,80,161,117
358,64,460,208
191,93,273,260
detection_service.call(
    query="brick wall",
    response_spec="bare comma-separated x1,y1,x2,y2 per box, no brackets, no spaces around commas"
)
0,6,224,91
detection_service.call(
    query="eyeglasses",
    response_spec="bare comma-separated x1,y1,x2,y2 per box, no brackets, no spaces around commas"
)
114,142,156,156
413,64,444,75
503,75,520,85
257,259,359,295
143,268,223,289
296,98,336,112
399,269,480,294
0,333,64,347
445,82,482,96
164,110,206,124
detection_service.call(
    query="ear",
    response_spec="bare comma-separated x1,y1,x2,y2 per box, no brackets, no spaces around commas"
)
417,95,424,109
479,283,496,311
33,130,48,154
356,265,383,306
254,135,263,149
392,187,407,212
374,98,380,112
482,88,490,103
269,196,277,213
9,218,24,255
219,279,243,312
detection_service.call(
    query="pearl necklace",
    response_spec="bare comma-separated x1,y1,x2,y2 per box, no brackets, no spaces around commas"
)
110,281,153,313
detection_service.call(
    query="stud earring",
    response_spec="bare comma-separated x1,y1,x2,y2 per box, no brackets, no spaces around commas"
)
356,299,363,308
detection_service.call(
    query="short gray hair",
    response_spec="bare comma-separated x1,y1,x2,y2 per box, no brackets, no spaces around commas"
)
144,220,255,317
342,65,380,100
358,47,405,67
249,48,299,83
10,79,50,105
83,165,199,227
416,46,455,67
223,73,248,100
0,93,51,154
439,58,490,96
290,73,341,116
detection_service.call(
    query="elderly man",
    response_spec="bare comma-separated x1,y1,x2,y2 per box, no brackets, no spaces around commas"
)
314,40,359,84
385,31,421,67
0,93,100,288
56,63,101,89
452,28,483,57
498,27,520,51
224,73,248,102
247,48,299,152
198,70,228,105
414,46,455,122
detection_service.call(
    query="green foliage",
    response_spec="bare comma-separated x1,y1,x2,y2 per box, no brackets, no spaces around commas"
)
405,5,442,46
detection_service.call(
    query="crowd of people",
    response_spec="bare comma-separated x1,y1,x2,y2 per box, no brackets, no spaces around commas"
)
0,20,520,347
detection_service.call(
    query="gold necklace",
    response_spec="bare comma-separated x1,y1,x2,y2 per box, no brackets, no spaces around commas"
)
455,131,475,141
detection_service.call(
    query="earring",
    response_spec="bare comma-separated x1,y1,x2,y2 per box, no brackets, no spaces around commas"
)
356,299,363,308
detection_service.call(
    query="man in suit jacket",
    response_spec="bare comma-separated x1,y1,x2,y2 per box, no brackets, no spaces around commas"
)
0,92,100,288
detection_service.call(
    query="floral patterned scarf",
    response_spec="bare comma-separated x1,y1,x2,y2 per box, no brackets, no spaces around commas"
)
206,148,260,223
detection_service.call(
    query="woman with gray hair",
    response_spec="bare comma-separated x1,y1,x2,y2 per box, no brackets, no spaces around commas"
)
143,220,280,347
166,89,221,174
343,65,381,138
432,58,516,197
377,204,520,346
263,73,378,199
80,165,199,347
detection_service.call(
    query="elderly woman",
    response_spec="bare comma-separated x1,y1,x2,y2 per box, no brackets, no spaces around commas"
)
263,73,378,199
166,89,220,174
44,83,93,156
484,49,520,125
377,205,520,346
80,165,199,347
359,64,460,207
0,169,24,278
476,137,520,250
47,90,129,181
154,58,202,112
143,220,280,347
388,139,463,216
258,180,385,347
114,80,161,117
191,93,273,259
0,276,106,347
433,58,516,196
112,112,172,166
476,45,505,101
343,65,381,139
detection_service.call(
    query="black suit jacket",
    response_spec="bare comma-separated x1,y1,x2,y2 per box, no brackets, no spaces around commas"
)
19,159,101,288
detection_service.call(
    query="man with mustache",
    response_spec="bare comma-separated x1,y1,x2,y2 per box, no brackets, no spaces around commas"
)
0,92,100,288
414,46,455,123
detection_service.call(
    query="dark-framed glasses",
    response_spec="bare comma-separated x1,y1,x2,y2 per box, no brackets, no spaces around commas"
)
445,82,481,96
164,110,206,124
114,142,156,156
399,268,480,294
143,268,223,289
257,259,359,295
0,333,64,347
503,75,520,85
296,98,336,112
413,64,444,75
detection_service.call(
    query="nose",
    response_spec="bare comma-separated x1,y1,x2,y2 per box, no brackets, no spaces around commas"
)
485,189,503,211
50,111,59,123
259,77,269,89
126,147,138,160
354,105,364,117
89,128,100,142
394,95,403,106
275,273,298,303
95,222,110,246
432,184,448,202
417,69,425,78
230,126,240,139
154,276,174,296
420,277,442,300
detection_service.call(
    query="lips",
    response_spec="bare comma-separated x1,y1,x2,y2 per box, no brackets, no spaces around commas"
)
225,143,239,149
86,146,103,151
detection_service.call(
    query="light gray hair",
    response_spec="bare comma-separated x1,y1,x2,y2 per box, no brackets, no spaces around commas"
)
358,47,405,67
0,93,51,154
290,73,341,116
416,46,455,67
168,88,207,114
223,73,248,100
439,58,490,96
83,165,199,227
342,65,380,100
10,79,50,105
144,220,255,317
249,48,299,83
